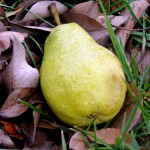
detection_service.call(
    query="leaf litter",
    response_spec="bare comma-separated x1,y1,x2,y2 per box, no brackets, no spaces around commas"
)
0,0,149,149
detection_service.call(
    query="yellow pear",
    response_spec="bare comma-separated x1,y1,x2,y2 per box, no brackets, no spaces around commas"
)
40,23,127,126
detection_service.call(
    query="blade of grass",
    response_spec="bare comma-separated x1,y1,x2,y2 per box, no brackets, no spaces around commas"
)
140,65,150,88
132,36,150,47
116,91,143,148
0,3,15,10
131,56,139,86
74,126,113,149
131,32,150,41
61,130,67,150
19,99,53,120
29,36,43,54
93,120,99,150
98,0,134,83
80,132,93,149
131,131,140,150
23,42,36,67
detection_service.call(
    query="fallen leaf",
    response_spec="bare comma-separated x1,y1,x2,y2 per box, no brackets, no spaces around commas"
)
10,21,51,36
134,49,150,78
38,119,59,130
96,15,128,28
0,31,28,55
1,88,34,111
20,1,68,24
22,121,53,146
88,128,131,145
69,128,131,149
1,37,39,94
110,83,142,131
69,131,88,150
0,88,44,118
32,104,42,142
61,12,106,32
94,15,128,45
0,104,29,118
12,0,49,23
0,88,34,118
0,120,24,140
0,21,7,32
70,1,101,19
0,129,18,149
116,0,150,48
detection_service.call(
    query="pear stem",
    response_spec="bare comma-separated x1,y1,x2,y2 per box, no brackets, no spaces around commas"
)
49,3,61,26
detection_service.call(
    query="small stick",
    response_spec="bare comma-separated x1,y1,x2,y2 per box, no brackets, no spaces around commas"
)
49,3,61,26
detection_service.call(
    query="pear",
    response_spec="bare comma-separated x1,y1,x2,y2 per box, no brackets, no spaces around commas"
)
40,23,127,126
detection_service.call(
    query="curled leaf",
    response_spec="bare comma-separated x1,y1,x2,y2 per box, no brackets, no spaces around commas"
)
21,1,68,23
70,1,101,19
88,128,131,145
0,88,34,118
69,128,131,149
1,37,39,94
69,131,88,150
0,31,28,55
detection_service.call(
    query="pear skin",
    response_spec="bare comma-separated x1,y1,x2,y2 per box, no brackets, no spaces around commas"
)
40,23,127,126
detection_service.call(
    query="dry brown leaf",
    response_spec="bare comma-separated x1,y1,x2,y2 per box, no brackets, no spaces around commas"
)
0,21,7,32
134,50,150,77
70,1,101,20
0,129,18,149
61,12,106,32
69,131,88,150
96,15,128,28
10,21,51,35
20,1,68,24
0,104,28,118
0,88,34,118
116,0,150,48
22,120,34,145
12,0,49,23
1,37,39,94
38,119,59,130
0,88,45,118
0,31,28,55
70,128,131,149
110,83,142,131
88,128,131,145
94,15,128,45
22,121,52,147
32,104,42,142
1,88,34,110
